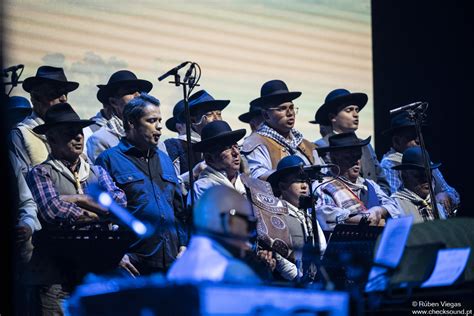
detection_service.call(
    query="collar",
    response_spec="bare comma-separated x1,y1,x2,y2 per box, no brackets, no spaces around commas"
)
118,138,157,158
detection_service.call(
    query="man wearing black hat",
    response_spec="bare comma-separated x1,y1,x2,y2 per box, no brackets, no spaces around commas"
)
391,147,450,222
315,132,399,231
164,90,230,191
86,70,169,162
311,88,390,194
190,120,247,203
25,103,127,314
95,92,188,276
380,111,459,214
9,65,79,175
241,80,323,180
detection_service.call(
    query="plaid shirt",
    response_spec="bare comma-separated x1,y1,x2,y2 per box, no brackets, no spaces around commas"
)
27,162,126,225
380,148,460,207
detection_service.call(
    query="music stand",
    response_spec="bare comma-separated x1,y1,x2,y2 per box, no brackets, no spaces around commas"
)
321,224,384,290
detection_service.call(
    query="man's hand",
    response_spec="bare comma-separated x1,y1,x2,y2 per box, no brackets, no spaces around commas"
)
257,250,277,272
177,246,187,259
436,192,453,215
15,222,33,243
119,254,140,277
76,209,100,222
366,207,383,226
60,194,109,216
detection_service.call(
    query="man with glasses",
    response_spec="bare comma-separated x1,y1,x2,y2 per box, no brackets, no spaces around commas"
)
165,90,230,192
168,185,264,284
189,120,247,203
9,66,79,175
314,132,399,231
241,80,323,180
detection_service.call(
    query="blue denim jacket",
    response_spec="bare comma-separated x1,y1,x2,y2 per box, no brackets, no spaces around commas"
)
96,138,188,270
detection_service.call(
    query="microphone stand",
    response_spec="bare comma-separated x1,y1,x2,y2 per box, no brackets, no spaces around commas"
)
162,62,200,211
406,106,440,219
300,169,334,290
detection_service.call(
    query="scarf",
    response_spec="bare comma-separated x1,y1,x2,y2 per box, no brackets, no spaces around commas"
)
45,155,91,194
257,123,304,154
322,177,369,217
392,188,435,221
105,114,125,138
199,165,246,196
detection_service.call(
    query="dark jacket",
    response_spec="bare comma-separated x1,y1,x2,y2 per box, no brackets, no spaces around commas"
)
96,138,189,271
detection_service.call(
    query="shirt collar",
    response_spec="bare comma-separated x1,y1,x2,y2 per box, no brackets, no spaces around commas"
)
118,138,157,158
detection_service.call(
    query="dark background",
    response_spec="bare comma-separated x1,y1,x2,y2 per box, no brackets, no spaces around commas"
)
1,0,474,314
372,0,474,218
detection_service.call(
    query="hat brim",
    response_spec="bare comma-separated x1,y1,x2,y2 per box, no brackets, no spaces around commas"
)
392,162,441,171
193,129,246,152
308,120,318,124
23,77,79,94
250,91,301,108
33,120,95,135
267,166,303,187
96,79,152,104
314,93,368,125
316,136,371,154
189,100,230,116
238,109,262,123
165,117,178,133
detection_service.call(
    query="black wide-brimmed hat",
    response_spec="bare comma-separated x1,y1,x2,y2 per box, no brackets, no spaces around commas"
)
33,103,95,134
23,66,79,93
316,132,371,154
250,80,301,109
165,99,186,132
186,90,230,117
311,89,368,125
392,146,441,171
267,155,306,187
97,70,152,104
382,110,427,135
238,104,263,123
193,120,246,153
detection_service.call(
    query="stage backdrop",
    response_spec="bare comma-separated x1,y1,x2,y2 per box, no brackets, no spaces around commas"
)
4,0,373,142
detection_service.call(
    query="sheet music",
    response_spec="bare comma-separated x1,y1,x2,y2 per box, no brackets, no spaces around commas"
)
421,247,471,288
374,216,413,268
365,217,413,292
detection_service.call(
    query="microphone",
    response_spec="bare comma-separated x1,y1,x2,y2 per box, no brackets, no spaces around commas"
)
183,63,195,83
157,61,190,81
88,183,153,238
389,101,426,115
302,164,335,180
3,64,24,77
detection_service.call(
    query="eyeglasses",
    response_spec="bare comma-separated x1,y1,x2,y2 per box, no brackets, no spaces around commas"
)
267,104,298,114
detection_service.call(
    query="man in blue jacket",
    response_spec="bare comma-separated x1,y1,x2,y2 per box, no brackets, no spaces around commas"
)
96,92,188,276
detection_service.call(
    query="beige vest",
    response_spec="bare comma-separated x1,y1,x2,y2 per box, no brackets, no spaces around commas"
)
242,133,316,169
17,125,50,166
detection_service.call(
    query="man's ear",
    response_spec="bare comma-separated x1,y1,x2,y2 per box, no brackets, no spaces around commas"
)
329,112,337,124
